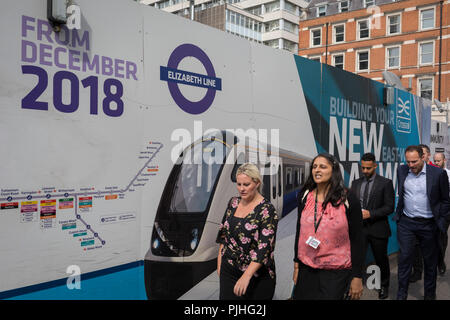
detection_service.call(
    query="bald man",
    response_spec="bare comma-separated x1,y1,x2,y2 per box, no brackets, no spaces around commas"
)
433,152,450,276
434,152,450,173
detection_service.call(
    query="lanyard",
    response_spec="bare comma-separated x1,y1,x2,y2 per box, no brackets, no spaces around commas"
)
314,191,323,233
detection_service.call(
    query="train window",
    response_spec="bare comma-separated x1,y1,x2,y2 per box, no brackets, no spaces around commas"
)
169,140,230,213
286,167,292,191
300,168,304,185
304,162,310,181
294,168,299,187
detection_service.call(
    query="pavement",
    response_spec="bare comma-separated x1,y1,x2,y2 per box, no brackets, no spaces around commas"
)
180,209,450,300
361,249,450,300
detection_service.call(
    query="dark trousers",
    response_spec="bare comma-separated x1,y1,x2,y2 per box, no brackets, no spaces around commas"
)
219,260,275,300
412,242,423,274
292,262,352,300
397,215,439,299
363,232,390,288
438,222,449,266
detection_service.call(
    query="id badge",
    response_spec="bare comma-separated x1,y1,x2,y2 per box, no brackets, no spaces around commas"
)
306,236,321,249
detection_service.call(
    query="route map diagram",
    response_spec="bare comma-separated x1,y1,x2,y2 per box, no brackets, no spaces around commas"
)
0,141,163,251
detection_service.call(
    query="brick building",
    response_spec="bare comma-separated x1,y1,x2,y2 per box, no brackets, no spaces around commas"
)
298,0,449,120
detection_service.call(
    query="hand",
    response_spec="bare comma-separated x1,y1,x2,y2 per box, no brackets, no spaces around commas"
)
293,264,299,284
349,277,363,300
234,274,252,297
362,209,371,220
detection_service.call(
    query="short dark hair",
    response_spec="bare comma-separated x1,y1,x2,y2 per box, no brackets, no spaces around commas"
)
361,153,376,162
405,145,423,157
418,144,430,153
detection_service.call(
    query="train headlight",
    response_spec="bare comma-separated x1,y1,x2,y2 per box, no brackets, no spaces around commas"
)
190,239,198,250
152,238,160,249
190,228,199,250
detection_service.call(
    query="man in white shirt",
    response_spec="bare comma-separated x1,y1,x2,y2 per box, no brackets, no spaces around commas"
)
433,152,450,276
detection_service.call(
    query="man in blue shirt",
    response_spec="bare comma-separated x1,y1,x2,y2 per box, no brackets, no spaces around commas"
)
394,145,450,300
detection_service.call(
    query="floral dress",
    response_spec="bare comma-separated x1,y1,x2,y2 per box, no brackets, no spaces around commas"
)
216,197,278,279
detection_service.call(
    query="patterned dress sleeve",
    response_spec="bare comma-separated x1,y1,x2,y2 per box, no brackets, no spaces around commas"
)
250,203,278,267
216,197,233,245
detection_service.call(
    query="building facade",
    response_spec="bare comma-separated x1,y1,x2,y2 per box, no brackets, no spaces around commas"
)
139,0,308,53
298,0,449,122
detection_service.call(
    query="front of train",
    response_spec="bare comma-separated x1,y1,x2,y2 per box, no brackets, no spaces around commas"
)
144,131,237,299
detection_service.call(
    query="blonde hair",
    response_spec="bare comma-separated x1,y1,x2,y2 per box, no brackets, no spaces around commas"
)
236,163,262,193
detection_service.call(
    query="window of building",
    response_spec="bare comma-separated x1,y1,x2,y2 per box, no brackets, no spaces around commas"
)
254,21,262,33
387,13,401,35
339,1,349,12
159,0,171,9
420,7,435,30
386,46,400,69
310,27,322,47
418,78,433,100
309,55,321,62
283,40,297,52
357,50,369,71
419,41,434,65
284,1,296,15
357,19,370,39
265,1,280,13
283,20,297,34
333,54,344,69
266,20,280,32
265,39,279,49
226,10,262,42
333,24,345,43
317,5,326,17
364,0,374,7
229,11,236,23
248,6,262,16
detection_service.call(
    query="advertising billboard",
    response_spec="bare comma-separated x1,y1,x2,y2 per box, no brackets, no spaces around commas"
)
0,0,422,299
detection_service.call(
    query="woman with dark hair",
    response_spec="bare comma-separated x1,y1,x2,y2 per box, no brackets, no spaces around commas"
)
292,153,364,300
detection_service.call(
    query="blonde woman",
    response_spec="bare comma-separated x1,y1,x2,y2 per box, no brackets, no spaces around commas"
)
216,163,278,300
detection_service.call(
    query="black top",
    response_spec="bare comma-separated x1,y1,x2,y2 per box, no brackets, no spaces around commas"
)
293,189,364,278
228,215,243,235
216,197,278,279
351,174,395,238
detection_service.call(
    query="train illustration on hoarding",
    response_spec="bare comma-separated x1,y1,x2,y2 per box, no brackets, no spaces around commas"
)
144,130,311,299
